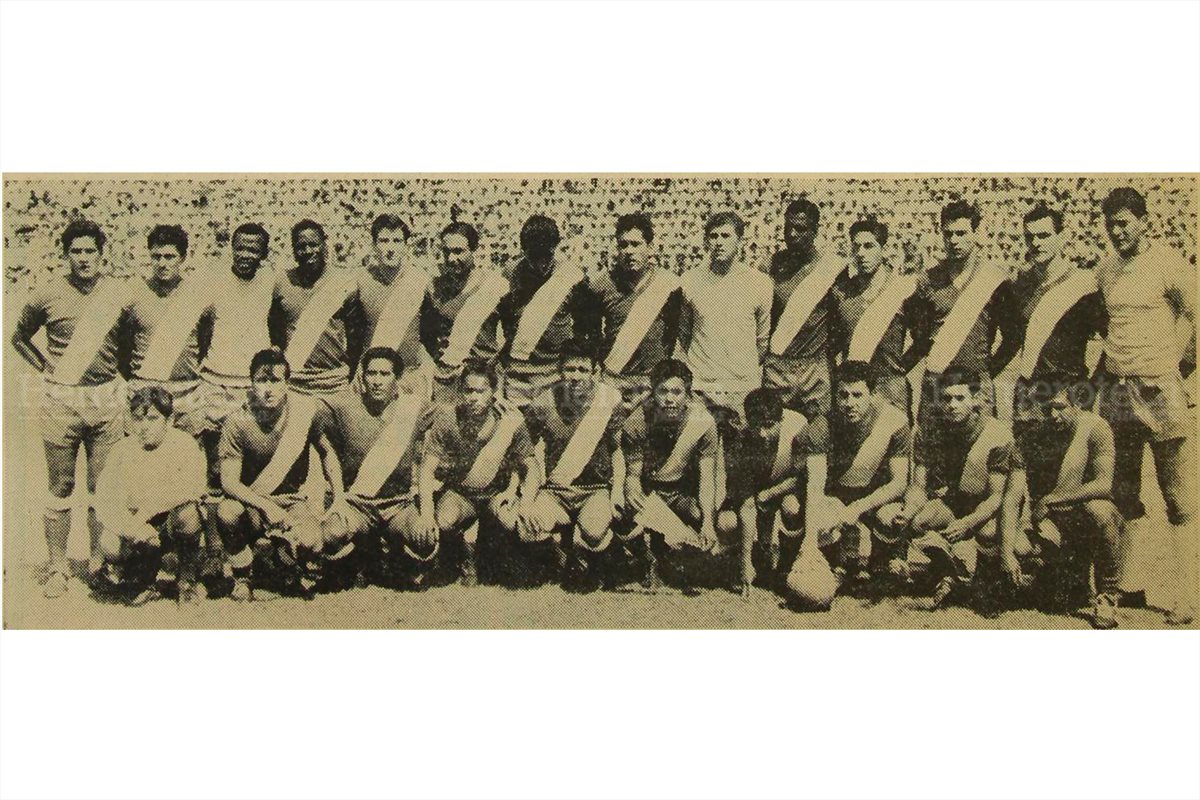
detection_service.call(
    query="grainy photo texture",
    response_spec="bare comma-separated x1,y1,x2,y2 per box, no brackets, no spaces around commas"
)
3,173,1196,629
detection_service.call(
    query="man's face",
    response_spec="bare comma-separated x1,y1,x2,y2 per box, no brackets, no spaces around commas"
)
1023,217,1063,268
837,381,873,424
65,235,102,281
1043,393,1078,431
1104,208,1145,257
851,231,884,274
615,228,651,273
440,233,474,277
559,356,596,400
942,217,976,263
231,232,268,279
940,384,977,425
132,406,169,450
373,227,407,269
748,415,781,443
293,227,326,271
250,364,288,410
458,373,494,419
705,223,740,267
150,243,185,283
784,212,817,253
362,357,398,404
653,376,689,422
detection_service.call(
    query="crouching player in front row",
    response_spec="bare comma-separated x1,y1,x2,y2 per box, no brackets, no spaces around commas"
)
622,359,740,593
322,347,436,588
1007,374,1124,629
521,339,626,592
890,369,1017,613
93,387,207,604
793,361,910,605
215,348,346,600
417,360,539,586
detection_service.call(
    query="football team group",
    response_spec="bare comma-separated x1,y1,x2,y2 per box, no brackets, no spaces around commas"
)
10,186,1196,628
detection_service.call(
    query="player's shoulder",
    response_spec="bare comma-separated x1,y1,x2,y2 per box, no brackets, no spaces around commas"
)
621,404,649,437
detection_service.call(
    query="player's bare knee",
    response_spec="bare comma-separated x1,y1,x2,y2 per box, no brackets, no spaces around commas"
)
215,499,244,531
780,494,801,520
716,509,739,535
169,503,203,539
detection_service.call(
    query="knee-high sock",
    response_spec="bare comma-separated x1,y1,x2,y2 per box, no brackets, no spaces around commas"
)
44,507,71,567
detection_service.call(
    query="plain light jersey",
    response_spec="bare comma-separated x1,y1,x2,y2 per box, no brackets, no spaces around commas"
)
202,269,274,383
680,263,773,391
94,427,207,532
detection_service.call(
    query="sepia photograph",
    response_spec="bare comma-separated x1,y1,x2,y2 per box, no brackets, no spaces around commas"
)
5,173,1196,630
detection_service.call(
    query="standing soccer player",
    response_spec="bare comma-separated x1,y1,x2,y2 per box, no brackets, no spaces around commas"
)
763,199,844,420
124,224,213,437
357,214,433,398
592,213,683,409
269,219,367,396
831,217,918,415
214,348,345,600
322,347,436,588
419,221,508,401
901,200,1023,428
1094,187,1196,625
416,360,539,585
93,387,207,604
521,339,626,592
497,215,601,407
11,220,131,597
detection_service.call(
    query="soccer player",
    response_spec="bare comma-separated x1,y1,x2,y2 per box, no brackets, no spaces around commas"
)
419,221,507,401
357,214,433,398
321,347,436,587
521,338,626,592
214,348,345,600
11,219,131,597
723,388,808,594
416,360,539,585
831,217,917,415
1008,375,1123,629
93,387,207,604
795,361,910,591
621,359,738,593
592,213,683,409
269,219,367,395
891,369,1018,612
1094,187,1196,625
497,215,601,407
763,199,843,420
124,224,212,436
901,200,1023,428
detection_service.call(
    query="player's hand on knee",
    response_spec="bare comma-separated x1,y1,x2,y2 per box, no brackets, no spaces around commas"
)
130,522,160,545
262,502,288,530
418,507,441,542
100,529,124,561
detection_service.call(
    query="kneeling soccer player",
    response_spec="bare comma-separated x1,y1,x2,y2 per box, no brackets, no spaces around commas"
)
521,339,626,592
416,359,539,585
93,387,207,604
891,369,1017,612
794,361,910,601
215,348,344,600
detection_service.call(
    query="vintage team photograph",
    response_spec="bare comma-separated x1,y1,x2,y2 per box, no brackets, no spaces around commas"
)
3,173,1196,629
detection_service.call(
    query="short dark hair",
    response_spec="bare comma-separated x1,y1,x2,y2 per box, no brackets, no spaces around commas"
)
129,386,173,418
361,346,403,375
147,224,189,256
649,358,693,391
249,347,290,381
232,222,270,251
1033,371,1090,407
940,200,981,231
849,216,888,246
785,198,820,228
836,360,877,392
743,388,783,427
705,211,745,238
371,214,411,242
1101,187,1147,220
940,367,982,395
291,219,325,247
458,358,499,389
61,219,106,254
440,221,480,251
519,215,560,254
616,213,654,244
1022,203,1064,233
558,337,599,368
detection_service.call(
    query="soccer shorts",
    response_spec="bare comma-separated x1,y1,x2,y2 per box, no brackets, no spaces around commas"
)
40,381,124,450
1096,372,1192,443
762,354,831,419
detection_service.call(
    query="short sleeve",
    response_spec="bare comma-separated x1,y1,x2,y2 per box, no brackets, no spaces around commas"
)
986,442,1016,475
797,416,831,457
912,427,930,466
697,417,718,460
14,288,49,340
1090,417,1115,468
217,413,245,464
522,402,547,444
621,412,647,461
507,419,534,462
885,425,911,461
425,405,457,463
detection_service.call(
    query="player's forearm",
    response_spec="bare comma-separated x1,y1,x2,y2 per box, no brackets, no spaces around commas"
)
999,471,1026,559
847,475,906,519
956,491,1003,533
520,457,541,499
11,334,46,372
760,476,798,503
418,458,440,514
321,451,346,506
1045,479,1110,508
220,466,276,517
